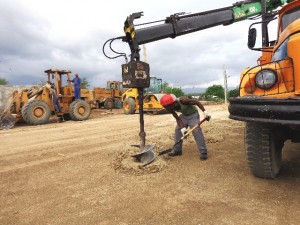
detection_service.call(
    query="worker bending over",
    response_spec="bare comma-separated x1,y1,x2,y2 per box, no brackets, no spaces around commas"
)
160,94,210,160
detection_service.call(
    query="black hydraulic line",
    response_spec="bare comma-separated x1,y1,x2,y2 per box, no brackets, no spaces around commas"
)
102,37,127,60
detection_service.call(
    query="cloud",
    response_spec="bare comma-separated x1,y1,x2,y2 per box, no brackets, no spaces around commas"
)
0,0,263,89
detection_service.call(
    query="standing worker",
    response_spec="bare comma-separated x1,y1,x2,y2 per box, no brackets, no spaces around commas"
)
160,94,210,160
71,73,82,99
45,82,61,113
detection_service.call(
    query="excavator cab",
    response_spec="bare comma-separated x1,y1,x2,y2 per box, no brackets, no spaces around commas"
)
145,77,162,93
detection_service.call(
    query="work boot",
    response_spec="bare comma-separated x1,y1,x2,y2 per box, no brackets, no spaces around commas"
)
200,152,208,160
168,150,182,157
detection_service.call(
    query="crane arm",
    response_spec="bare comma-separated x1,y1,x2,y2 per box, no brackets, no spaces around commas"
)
123,0,292,61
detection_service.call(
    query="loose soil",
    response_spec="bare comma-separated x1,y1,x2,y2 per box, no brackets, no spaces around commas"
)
0,104,299,225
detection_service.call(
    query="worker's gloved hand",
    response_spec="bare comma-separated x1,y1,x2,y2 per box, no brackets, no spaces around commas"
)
203,111,211,120
180,127,188,137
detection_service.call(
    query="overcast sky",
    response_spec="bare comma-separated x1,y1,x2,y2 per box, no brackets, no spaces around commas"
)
0,0,271,90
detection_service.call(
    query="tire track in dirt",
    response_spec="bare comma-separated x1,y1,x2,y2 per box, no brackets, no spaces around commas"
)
1,104,299,225
0,112,178,173
0,107,236,174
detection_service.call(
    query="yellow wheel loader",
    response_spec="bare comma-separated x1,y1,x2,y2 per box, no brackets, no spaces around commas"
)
122,77,167,114
0,69,92,128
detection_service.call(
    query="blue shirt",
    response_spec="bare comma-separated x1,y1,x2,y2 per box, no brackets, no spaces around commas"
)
72,77,81,88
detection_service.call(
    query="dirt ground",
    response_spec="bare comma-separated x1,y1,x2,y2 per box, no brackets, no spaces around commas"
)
0,104,299,225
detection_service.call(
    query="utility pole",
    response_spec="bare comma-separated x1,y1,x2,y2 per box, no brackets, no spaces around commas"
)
223,65,228,104
143,45,147,63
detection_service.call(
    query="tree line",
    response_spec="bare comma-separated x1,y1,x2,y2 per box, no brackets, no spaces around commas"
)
162,82,239,100
0,77,8,85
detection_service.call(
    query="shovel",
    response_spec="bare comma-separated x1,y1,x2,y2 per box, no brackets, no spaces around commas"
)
158,116,211,156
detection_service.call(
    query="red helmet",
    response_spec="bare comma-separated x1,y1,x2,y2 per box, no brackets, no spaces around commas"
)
160,94,176,106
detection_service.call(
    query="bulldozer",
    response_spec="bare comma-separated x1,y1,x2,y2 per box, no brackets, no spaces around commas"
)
0,69,92,129
122,76,166,114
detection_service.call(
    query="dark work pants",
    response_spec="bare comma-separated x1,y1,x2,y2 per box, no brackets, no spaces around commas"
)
174,111,207,155
74,86,81,99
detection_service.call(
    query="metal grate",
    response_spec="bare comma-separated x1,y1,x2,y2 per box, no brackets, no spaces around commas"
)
239,58,294,96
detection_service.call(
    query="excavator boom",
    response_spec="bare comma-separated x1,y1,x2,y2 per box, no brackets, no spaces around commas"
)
122,0,292,60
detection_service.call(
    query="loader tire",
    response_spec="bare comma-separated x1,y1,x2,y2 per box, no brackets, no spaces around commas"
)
69,100,91,121
123,98,136,114
104,98,114,109
114,98,123,109
21,99,51,125
245,122,283,179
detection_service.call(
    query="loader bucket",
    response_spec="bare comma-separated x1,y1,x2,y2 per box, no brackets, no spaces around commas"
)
0,113,16,130
131,144,156,166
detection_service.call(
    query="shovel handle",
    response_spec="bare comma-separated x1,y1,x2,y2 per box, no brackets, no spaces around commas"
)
180,116,210,140
158,148,172,156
